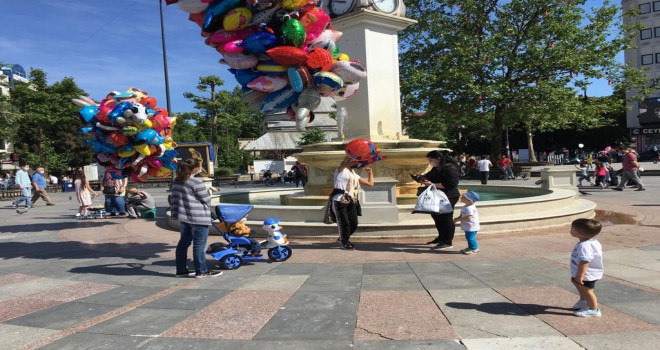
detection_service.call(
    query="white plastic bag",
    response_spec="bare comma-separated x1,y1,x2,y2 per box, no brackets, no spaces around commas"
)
412,185,453,214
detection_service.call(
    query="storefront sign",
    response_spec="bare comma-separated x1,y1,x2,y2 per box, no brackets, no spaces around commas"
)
630,128,660,135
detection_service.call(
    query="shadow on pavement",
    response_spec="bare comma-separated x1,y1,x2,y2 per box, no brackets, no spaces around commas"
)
0,221,119,234
446,301,573,316
69,262,172,277
289,241,458,254
0,241,170,261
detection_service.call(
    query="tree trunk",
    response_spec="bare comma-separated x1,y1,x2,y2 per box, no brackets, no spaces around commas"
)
490,104,505,160
526,126,537,162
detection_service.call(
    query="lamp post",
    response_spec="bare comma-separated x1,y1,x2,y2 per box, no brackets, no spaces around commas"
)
159,0,172,115
578,143,584,161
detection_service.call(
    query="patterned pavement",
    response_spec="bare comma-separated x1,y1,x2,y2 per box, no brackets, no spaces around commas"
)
0,177,659,350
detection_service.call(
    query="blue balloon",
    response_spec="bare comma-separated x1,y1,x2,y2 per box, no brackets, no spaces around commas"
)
288,67,304,92
203,0,244,33
80,126,95,135
231,68,262,87
134,129,164,145
260,86,300,114
79,105,99,123
241,32,279,55
108,102,131,126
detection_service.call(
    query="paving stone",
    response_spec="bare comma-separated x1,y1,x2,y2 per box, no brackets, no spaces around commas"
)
408,261,465,274
83,308,197,336
141,289,230,310
298,271,363,292
571,330,660,349
162,290,292,340
496,286,658,336
363,262,414,275
354,340,465,349
416,271,488,290
361,274,424,291
5,301,116,330
265,263,321,275
430,288,564,339
0,277,80,300
253,310,357,340
461,336,583,349
36,332,149,350
0,323,59,350
355,291,456,340
76,286,165,306
141,338,247,350
237,274,309,291
281,291,359,313
604,299,660,326
240,340,355,350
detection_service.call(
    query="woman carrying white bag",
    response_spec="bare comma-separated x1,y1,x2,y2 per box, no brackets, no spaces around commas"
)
412,151,461,250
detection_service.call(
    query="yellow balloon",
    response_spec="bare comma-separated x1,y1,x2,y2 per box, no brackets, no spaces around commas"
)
338,53,350,61
118,148,136,158
280,0,307,10
156,168,172,178
135,144,152,156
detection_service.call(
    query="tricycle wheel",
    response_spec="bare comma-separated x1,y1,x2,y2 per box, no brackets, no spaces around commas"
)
268,246,292,262
219,254,243,270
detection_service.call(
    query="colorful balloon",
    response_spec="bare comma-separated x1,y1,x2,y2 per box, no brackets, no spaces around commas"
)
281,19,306,47
223,7,252,31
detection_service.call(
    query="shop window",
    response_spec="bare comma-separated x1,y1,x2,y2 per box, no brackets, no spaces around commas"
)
654,1,660,11
642,54,654,65
641,28,653,40
640,2,652,14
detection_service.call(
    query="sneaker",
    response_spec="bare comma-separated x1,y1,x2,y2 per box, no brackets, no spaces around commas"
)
612,188,623,191
574,308,601,317
339,242,355,250
426,238,442,244
75,213,81,217
463,249,479,255
459,248,471,253
635,188,646,191
46,203,55,206
432,244,453,250
195,271,223,278
11,202,17,208
572,299,588,310
175,271,196,278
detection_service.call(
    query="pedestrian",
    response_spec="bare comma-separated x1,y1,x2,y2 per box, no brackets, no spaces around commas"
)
458,152,467,177
652,145,659,164
454,190,480,255
30,167,55,207
49,173,58,185
73,169,97,218
263,169,274,186
172,158,222,278
12,163,32,213
586,154,593,170
497,154,515,180
2,173,10,190
292,161,308,187
569,218,603,318
477,155,493,184
328,156,374,250
612,147,645,191
125,187,156,219
593,162,608,189
100,172,128,216
575,162,594,187
419,151,461,250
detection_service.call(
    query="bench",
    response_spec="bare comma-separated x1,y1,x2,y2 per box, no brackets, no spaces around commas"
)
214,175,240,186
0,190,22,200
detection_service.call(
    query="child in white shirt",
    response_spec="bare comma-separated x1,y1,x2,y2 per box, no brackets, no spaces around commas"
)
454,190,480,255
569,218,604,318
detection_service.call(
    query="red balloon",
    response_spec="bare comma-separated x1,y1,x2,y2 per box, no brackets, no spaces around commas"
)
266,46,309,66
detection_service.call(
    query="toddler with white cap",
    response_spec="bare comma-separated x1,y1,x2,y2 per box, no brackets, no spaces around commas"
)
454,190,481,255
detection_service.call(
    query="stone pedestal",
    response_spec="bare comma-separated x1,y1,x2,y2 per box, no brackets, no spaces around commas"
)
539,168,578,190
358,177,399,224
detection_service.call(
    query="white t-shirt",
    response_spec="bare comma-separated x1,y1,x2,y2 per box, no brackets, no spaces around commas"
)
478,159,491,171
570,239,604,281
49,175,58,184
332,168,360,202
460,204,480,232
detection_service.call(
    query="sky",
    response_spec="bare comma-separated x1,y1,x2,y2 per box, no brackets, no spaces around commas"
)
0,0,619,114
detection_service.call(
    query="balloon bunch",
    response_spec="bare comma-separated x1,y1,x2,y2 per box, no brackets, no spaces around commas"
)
167,0,366,130
345,139,385,169
73,88,179,182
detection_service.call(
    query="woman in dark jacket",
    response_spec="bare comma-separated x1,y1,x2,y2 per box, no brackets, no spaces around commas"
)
420,151,461,249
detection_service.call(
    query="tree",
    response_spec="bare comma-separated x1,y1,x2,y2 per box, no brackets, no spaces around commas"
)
4,68,93,174
296,128,327,146
400,0,652,159
183,76,263,169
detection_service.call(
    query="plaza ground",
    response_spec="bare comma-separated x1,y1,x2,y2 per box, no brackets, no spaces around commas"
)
0,166,658,349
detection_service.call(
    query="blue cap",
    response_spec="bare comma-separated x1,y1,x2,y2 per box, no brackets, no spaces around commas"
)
463,190,480,204
263,218,281,226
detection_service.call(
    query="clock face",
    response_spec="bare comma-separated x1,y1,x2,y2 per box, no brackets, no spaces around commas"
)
330,0,356,17
372,0,398,14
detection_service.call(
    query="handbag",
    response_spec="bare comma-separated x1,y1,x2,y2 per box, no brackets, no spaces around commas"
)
412,185,453,214
339,193,352,205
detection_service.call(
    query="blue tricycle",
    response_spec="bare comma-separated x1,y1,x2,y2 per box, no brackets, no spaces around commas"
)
207,205,292,270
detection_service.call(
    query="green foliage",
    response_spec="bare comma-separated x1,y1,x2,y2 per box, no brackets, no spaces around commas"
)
296,128,327,146
400,0,652,157
215,166,234,176
3,68,93,173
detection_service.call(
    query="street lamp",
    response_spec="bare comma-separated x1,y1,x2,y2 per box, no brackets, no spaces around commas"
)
578,143,584,161
159,0,172,115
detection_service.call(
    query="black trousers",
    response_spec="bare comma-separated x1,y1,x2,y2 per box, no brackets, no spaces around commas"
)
430,196,459,245
333,200,358,243
480,171,489,184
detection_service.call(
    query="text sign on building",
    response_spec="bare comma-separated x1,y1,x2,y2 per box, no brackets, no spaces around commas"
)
630,128,660,135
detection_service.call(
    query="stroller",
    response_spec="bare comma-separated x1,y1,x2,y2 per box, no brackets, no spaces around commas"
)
207,205,292,270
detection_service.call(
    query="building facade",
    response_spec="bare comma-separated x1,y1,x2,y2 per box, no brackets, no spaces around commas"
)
623,0,660,152
0,64,28,173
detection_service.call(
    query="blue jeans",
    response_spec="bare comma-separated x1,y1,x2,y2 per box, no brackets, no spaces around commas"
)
15,187,32,208
176,222,210,274
465,231,478,250
104,195,126,214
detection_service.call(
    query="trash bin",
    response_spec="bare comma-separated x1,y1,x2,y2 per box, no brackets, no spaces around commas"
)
62,181,74,192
